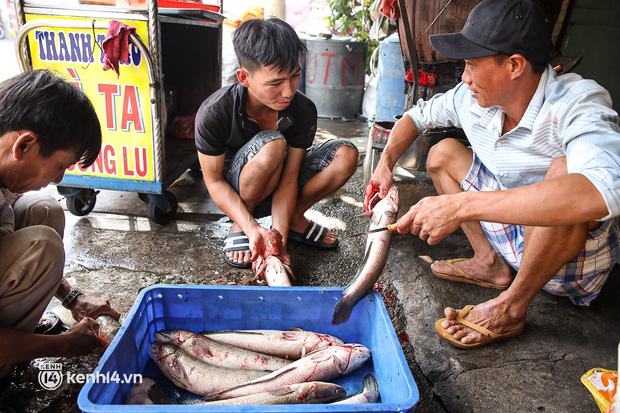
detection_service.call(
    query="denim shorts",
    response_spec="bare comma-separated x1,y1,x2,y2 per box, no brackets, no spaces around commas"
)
462,152,619,306
225,130,357,218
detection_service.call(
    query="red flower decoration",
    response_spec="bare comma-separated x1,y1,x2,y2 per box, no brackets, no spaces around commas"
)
404,69,437,87
418,69,437,87
405,69,414,83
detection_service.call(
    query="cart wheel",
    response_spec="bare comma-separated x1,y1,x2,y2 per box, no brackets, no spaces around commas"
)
147,191,178,225
66,189,97,216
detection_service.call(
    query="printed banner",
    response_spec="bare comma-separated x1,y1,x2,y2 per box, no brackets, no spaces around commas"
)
25,14,155,181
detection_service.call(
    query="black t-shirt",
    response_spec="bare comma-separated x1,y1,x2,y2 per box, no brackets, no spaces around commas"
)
194,81,317,169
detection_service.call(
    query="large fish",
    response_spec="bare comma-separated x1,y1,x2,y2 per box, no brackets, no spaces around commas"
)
178,381,346,405
252,229,294,287
332,374,380,404
49,305,121,349
332,185,399,325
202,343,371,401
148,342,268,396
201,328,344,359
154,329,292,371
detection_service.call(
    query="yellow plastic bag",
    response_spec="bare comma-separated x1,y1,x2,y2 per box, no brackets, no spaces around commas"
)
581,368,618,413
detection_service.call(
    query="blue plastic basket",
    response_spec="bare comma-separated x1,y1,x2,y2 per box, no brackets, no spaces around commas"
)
78,285,419,412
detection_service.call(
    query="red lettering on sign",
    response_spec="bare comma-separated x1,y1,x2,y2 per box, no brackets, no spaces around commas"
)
134,147,148,178
120,85,144,133
97,83,120,130
322,52,337,85
122,146,135,177
306,54,317,84
341,56,362,86
103,145,117,175
66,143,117,176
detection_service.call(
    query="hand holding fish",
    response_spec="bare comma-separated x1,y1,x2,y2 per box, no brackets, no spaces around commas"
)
398,194,463,245
252,228,294,286
363,166,393,211
67,293,121,322
62,317,104,355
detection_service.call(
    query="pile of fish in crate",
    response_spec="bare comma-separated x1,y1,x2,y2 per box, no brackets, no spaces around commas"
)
126,328,378,406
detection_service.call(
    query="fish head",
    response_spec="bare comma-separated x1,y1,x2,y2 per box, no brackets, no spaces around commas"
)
311,333,345,352
297,382,346,402
313,382,347,400
148,342,186,382
334,344,371,374
385,185,399,207
153,329,186,345
148,341,175,362
370,185,399,226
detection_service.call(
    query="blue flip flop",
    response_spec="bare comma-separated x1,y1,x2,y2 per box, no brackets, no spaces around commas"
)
223,231,252,269
288,223,338,249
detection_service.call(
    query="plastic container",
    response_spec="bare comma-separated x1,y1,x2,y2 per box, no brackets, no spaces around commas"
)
375,34,406,122
304,37,368,119
78,285,419,412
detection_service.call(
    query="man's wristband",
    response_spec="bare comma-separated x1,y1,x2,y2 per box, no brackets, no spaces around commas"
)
61,289,83,308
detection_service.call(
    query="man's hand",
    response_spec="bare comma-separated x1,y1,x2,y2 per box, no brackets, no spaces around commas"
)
69,295,121,322
61,317,103,356
247,226,271,263
364,166,393,211
396,194,463,244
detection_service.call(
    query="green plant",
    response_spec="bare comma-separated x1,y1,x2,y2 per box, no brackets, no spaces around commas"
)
328,0,373,41
327,0,378,74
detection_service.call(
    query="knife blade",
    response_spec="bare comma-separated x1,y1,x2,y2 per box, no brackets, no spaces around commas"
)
350,223,397,238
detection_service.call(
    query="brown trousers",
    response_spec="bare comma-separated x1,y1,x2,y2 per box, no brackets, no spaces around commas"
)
0,193,65,377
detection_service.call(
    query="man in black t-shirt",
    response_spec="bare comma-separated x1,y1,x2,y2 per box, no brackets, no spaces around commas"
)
195,18,359,268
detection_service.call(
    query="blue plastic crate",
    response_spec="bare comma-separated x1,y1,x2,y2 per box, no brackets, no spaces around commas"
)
78,285,419,412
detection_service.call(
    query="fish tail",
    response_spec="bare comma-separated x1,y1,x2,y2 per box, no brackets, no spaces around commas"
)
363,374,380,400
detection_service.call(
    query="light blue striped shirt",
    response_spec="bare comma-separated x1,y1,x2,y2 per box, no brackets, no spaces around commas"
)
405,65,620,220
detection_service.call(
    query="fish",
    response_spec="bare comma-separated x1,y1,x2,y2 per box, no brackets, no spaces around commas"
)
332,374,380,404
124,377,174,405
332,185,399,325
177,381,346,405
201,328,344,360
148,342,269,396
94,315,122,349
153,329,292,371
252,229,294,287
50,305,121,349
202,343,371,401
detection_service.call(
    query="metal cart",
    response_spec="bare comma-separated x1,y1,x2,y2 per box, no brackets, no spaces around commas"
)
14,0,222,224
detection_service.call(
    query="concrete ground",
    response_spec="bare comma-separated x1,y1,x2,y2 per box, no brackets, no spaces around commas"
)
1,36,619,413
0,117,617,412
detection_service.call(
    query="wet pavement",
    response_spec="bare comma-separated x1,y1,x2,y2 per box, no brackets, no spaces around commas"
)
0,117,617,412
1,36,619,413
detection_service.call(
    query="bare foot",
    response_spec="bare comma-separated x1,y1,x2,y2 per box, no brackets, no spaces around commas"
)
226,225,251,266
431,256,513,287
440,297,526,346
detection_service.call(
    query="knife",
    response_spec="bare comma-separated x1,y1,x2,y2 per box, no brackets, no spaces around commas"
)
350,223,397,238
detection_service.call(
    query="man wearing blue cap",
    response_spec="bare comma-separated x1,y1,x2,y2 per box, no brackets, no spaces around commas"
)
366,0,620,348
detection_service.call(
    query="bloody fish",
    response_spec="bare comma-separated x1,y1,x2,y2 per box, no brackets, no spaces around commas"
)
252,229,294,287
332,185,399,325
154,329,292,371
148,342,268,396
202,343,371,401
201,328,344,360
178,381,346,405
